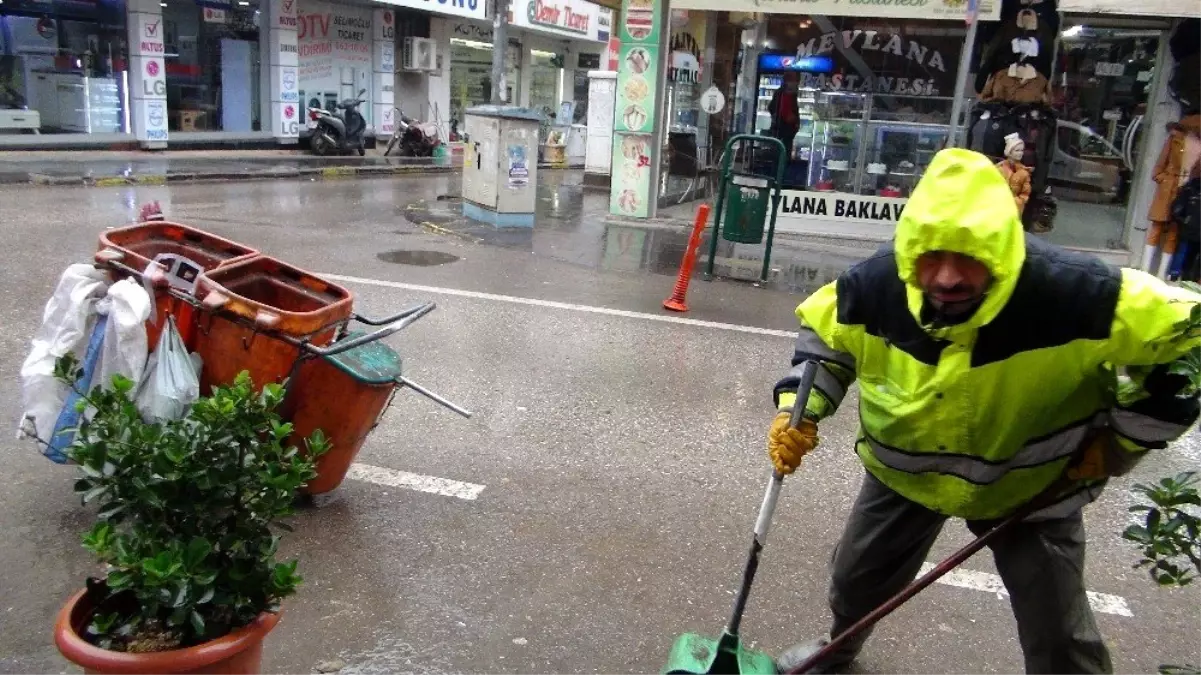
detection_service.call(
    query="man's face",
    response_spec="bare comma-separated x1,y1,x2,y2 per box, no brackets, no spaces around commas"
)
915,251,992,318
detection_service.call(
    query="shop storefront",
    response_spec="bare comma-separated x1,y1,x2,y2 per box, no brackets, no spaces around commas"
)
0,0,129,140
163,0,261,133
446,19,521,122
664,0,1197,268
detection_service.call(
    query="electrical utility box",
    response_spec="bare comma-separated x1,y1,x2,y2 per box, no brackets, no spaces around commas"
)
461,105,544,228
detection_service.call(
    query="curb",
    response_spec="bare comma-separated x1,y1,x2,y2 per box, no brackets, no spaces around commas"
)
13,163,461,188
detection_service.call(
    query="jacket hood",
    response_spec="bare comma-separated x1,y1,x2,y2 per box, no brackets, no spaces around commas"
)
1180,114,1201,136
894,148,1026,342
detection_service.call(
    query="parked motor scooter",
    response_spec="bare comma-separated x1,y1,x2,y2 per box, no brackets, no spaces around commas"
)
308,88,368,156
383,109,441,158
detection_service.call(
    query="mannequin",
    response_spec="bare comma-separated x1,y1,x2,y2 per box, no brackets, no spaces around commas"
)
1145,113,1201,277
996,133,1032,216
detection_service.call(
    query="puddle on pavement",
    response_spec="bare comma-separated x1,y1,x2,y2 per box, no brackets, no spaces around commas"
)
376,249,460,266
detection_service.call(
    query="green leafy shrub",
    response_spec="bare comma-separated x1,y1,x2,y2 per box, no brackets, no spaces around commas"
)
55,354,329,653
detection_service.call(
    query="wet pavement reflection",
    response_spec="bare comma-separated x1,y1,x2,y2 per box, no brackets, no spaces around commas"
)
412,172,879,296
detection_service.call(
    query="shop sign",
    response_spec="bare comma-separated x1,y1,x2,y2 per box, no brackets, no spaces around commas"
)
141,58,166,96
298,0,373,88
610,0,664,219
136,14,164,56
700,85,725,114
597,8,611,41
281,103,299,136
1094,62,1125,77
778,190,907,225
374,0,485,20
144,100,168,141
374,9,395,40
280,66,299,102
512,0,609,42
671,0,1000,21
203,6,227,22
277,0,298,29
778,26,959,96
452,21,493,41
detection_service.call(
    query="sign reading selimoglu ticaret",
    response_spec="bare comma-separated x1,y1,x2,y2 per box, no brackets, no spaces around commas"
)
670,0,1000,21
609,0,664,218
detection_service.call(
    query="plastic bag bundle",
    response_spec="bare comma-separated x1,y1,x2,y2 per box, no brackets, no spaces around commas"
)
135,316,202,423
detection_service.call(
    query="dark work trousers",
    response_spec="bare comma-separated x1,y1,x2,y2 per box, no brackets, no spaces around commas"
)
824,471,1113,674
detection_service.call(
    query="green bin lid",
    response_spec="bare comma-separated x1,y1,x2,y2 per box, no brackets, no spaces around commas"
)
321,331,403,384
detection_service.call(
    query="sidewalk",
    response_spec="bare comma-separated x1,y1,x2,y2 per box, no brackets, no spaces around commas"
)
0,149,463,186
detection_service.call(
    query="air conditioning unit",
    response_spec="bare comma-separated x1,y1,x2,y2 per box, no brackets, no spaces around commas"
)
402,37,437,72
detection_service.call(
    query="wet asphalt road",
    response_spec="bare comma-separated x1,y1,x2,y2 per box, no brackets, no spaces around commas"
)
0,172,1198,674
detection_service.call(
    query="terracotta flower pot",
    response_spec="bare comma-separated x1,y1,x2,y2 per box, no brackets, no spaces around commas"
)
54,586,280,674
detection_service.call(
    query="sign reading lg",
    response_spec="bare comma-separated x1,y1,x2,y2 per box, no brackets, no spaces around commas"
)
281,104,299,136
142,59,166,96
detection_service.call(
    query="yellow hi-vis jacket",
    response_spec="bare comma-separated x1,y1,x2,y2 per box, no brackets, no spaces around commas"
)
775,148,1201,521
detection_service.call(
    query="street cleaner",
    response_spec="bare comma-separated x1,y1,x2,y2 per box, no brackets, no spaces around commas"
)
767,148,1201,674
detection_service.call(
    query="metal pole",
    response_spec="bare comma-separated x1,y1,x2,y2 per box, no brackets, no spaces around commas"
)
947,7,980,148
490,0,510,104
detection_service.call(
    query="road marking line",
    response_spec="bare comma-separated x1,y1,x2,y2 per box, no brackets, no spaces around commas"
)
918,562,1133,617
321,273,796,339
345,463,485,501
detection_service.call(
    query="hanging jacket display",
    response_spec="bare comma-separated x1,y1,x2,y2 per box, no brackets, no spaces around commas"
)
979,66,1050,105
1149,114,1201,223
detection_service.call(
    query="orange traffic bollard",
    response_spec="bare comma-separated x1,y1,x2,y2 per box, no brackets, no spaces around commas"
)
663,203,711,313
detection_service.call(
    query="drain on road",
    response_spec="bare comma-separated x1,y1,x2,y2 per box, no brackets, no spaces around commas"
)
377,249,461,266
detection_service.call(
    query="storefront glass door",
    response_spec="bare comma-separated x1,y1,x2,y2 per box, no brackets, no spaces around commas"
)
1045,25,1162,250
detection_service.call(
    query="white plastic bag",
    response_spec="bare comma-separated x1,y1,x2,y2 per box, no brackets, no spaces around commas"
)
94,278,152,393
134,317,201,423
17,264,111,444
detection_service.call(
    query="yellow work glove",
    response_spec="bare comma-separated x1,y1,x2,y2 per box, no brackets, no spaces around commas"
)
767,410,819,475
1066,430,1118,482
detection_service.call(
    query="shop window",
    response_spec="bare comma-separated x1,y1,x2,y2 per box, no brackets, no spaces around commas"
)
0,10,128,135
750,15,964,195
449,38,519,123
163,0,262,132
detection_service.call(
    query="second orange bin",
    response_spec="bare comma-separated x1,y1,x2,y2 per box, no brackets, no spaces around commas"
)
98,221,259,349
193,255,354,393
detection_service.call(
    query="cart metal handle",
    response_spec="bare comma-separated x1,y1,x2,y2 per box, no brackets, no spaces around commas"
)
352,305,432,326
395,376,472,418
290,302,437,357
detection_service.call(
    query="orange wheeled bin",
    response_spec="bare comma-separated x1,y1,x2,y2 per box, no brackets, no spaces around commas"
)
97,221,259,350
193,255,353,393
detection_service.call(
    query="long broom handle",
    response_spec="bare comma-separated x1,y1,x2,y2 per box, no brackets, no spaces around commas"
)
726,361,820,636
783,474,1077,674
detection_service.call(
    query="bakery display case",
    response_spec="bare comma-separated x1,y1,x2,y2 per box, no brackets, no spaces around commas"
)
807,91,868,192
803,93,953,197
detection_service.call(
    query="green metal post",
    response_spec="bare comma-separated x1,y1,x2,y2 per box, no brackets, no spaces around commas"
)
759,139,787,285
704,142,736,280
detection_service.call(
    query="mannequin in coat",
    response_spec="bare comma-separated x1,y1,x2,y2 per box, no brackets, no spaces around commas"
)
1145,113,1201,277
996,133,1032,216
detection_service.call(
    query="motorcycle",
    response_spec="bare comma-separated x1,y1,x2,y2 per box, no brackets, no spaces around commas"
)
383,109,442,158
308,88,368,156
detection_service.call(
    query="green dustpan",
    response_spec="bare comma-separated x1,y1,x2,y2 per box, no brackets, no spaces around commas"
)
661,363,819,675
664,631,777,674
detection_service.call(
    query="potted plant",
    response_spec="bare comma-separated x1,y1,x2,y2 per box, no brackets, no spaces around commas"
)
50,353,329,674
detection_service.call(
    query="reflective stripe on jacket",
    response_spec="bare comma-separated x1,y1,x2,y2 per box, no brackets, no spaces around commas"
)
775,148,1201,521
